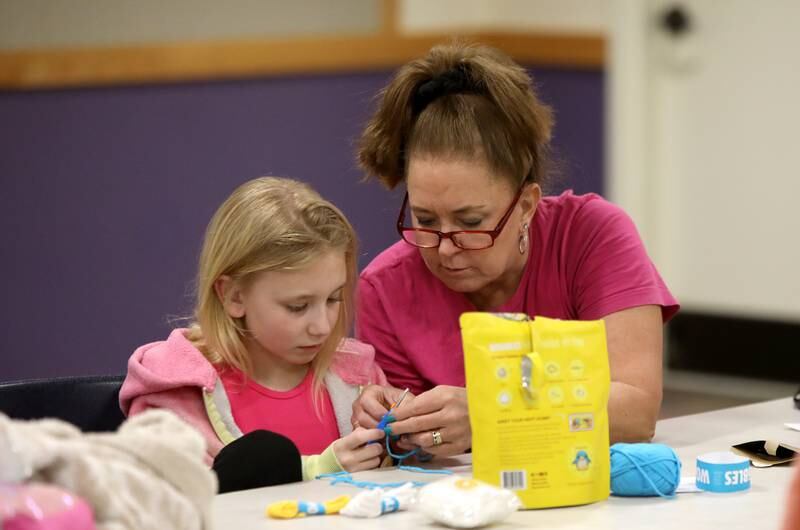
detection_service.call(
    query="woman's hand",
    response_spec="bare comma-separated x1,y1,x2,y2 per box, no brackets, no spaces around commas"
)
332,428,385,472
385,385,471,457
351,385,410,429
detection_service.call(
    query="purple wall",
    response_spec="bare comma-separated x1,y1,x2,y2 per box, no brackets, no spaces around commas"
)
0,67,603,381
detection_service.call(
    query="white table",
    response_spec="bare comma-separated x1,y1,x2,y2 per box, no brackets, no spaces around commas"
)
213,398,800,529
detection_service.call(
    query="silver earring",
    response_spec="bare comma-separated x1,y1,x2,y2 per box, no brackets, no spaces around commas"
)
518,223,529,254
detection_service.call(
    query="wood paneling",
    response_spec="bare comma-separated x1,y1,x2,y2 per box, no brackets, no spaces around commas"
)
0,0,603,90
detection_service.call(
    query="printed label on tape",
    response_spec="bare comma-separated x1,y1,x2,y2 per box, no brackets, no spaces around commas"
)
695,451,750,493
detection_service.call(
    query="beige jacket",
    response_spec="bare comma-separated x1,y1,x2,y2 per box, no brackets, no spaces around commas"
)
0,409,217,530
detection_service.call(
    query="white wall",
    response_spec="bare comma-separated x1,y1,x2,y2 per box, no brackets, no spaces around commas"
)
400,0,608,34
0,0,380,50
609,0,800,322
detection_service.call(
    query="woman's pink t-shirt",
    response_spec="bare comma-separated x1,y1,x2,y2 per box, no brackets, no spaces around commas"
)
357,191,679,395
218,368,340,455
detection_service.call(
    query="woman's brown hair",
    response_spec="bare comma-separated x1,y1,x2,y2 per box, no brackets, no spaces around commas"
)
358,41,554,190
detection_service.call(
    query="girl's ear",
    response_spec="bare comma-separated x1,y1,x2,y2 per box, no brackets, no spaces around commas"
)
214,275,246,319
520,182,541,225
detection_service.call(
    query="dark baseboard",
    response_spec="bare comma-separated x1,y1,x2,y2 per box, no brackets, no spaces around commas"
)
666,311,800,383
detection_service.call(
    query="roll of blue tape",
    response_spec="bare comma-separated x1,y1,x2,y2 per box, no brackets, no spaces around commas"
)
695,451,750,493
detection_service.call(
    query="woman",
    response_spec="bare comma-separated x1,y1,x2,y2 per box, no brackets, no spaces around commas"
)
783,463,800,530
352,42,678,457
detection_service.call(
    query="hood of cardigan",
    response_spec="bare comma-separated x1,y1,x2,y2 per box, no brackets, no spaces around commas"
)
119,329,217,416
119,329,384,416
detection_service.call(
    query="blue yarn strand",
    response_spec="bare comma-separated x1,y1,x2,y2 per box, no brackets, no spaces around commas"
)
315,433,452,489
398,465,453,475
317,472,429,489
385,435,419,460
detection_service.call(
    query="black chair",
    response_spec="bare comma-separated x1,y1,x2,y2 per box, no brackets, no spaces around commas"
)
0,374,126,432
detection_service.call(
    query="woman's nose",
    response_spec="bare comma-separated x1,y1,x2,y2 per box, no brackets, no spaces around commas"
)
438,234,461,257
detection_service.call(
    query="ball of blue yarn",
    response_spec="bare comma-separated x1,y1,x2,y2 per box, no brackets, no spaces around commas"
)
610,443,682,497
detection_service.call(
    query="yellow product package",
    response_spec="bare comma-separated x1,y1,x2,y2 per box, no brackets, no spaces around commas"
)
461,312,610,509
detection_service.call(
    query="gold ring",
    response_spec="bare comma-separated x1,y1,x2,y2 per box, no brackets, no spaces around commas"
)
432,430,443,446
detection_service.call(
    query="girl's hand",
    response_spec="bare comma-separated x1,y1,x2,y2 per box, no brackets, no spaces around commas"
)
351,385,412,429
332,428,385,472
385,385,471,457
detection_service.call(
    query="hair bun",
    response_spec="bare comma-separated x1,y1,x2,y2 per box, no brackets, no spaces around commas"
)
412,65,479,115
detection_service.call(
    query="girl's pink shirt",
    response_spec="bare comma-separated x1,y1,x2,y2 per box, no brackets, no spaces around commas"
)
357,191,680,396
218,368,339,456
120,332,385,462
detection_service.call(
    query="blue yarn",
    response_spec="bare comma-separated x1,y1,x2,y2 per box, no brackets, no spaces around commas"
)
315,433,453,489
385,435,419,460
316,471,429,489
398,465,453,475
610,443,682,497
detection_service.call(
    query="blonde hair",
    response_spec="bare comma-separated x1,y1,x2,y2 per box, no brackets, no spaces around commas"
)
358,41,554,190
185,177,357,402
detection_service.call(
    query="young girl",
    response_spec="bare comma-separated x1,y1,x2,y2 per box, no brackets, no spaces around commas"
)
119,177,386,491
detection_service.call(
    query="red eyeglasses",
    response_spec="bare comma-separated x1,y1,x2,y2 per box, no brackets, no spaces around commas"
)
396,183,526,250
